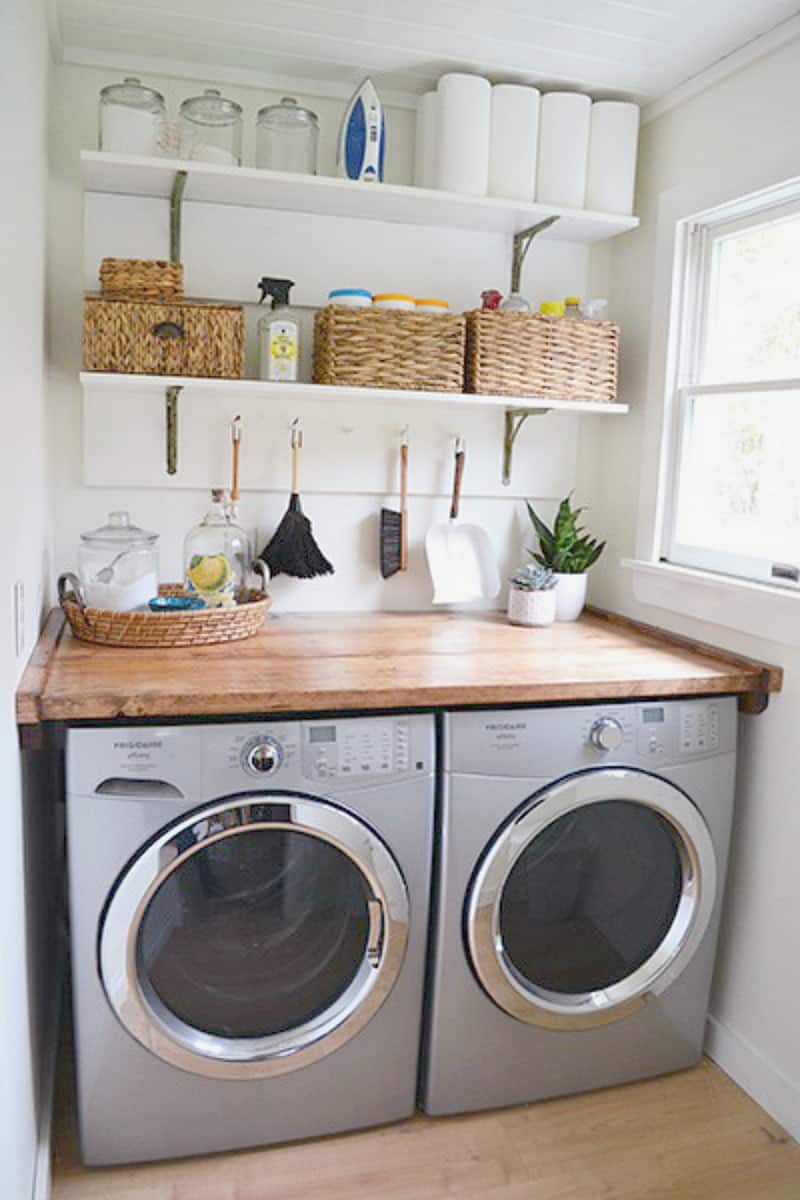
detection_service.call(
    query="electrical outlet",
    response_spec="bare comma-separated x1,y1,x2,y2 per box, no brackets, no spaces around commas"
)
13,580,24,658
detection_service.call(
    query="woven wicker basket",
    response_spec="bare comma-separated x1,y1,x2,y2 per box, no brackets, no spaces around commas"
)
100,258,184,303
314,306,466,392
58,578,271,648
466,311,619,402
83,296,245,378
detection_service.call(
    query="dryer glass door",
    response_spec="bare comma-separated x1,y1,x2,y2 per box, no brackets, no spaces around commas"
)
99,795,409,1078
466,769,717,1030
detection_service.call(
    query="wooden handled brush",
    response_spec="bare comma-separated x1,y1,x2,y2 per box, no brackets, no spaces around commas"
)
380,430,409,579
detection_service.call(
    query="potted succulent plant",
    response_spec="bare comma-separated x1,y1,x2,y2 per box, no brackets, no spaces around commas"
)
526,495,605,622
507,563,558,627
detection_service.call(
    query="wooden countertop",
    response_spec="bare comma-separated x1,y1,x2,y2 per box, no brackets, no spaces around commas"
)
16,608,782,747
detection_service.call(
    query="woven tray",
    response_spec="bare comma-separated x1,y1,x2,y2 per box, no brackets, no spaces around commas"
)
58,577,271,648
466,311,619,402
83,296,245,378
314,306,466,392
100,258,184,303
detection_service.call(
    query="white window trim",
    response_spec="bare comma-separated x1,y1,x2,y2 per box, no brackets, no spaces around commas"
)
627,172,800,646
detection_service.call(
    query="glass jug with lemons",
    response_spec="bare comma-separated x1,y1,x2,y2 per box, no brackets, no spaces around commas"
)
184,490,251,607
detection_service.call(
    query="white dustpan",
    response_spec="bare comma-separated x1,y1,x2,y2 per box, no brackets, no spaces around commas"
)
426,439,501,605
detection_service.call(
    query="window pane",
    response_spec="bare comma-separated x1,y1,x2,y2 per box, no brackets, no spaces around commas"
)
674,392,800,565
703,213,800,382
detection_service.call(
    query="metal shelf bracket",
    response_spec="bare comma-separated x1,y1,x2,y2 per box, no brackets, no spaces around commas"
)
170,170,188,263
166,385,182,475
511,215,560,292
503,407,550,486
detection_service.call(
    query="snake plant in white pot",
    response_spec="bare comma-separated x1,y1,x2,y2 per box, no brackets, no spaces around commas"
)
507,563,558,627
526,496,605,621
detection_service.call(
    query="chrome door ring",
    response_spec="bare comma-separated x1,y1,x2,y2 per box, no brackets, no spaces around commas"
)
99,795,409,1079
466,769,716,1031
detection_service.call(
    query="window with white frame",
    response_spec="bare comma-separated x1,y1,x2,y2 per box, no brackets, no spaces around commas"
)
666,187,800,589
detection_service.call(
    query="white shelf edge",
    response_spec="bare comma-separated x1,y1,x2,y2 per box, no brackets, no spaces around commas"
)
80,151,639,244
79,373,629,415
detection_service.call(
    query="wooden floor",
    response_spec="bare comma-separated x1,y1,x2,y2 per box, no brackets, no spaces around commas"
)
52,1047,800,1200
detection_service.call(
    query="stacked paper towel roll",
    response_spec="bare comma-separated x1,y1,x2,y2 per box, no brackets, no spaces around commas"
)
585,101,640,215
414,92,438,189
436,74,491,196
488,84,540,202
536,92,591,209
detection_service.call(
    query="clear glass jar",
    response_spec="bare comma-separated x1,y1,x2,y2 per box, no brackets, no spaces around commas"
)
180,89,243,166
564,296,582,319
79,511,160,612
500,292,531,313
98,77,165,156
184,490,252,607
256,97,319,174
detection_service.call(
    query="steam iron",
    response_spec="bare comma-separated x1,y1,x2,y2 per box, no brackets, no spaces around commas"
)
338,78,385,182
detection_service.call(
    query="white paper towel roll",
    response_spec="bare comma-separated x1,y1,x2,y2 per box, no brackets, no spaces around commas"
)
536,92,591,209
414,91,438,188
436,74,491,196
585,101,640,215
488,84,540,202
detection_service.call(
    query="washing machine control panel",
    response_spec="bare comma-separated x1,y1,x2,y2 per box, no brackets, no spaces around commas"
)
241,735,284,776
302,717,411,780
589,716,625,752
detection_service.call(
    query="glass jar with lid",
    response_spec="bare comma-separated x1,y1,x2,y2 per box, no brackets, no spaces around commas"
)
184,490,252,607
180,88,243,166
79,511,160,612
256,97,319,174
98,77,165,156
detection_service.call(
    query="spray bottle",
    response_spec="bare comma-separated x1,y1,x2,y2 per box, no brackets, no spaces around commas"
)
257,276,299,382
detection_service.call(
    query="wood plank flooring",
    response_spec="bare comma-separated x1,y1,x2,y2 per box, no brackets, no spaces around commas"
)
53,1052,800,1199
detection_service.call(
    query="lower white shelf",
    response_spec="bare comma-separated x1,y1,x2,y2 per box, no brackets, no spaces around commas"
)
79,373,629,416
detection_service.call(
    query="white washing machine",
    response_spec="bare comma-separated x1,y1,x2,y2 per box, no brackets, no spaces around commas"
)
422,698,737,1114
66,714,435,1165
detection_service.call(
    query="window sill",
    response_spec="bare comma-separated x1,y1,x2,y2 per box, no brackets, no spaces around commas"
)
622,559,800,648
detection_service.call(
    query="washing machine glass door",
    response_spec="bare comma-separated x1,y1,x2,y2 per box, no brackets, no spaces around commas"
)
466,768,717,1030
99,795,409,1078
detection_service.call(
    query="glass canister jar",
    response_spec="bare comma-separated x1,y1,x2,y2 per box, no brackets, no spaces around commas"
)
180,88,243,165
79,511,160,612
256,97,319,174
184,490,252,607
98,77,165,156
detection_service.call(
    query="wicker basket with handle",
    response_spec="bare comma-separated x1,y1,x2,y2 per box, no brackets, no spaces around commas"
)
99,258,184,303
314,306,466,393
466,310,619,402
58,575,271,648
82,296,245,378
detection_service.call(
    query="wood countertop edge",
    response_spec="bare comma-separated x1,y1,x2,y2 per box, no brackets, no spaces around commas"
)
15,606,783,740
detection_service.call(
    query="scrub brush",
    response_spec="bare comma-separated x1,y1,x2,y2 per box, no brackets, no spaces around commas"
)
380,430,408,578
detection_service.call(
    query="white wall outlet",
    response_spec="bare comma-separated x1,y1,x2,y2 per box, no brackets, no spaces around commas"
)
13,580,24,658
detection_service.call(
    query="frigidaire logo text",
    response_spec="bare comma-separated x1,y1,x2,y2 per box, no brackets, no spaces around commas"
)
113,740,163,751
485,723,527,732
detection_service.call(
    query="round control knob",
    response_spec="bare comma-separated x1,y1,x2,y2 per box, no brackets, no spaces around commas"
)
589,717,624,753
243,737,283,775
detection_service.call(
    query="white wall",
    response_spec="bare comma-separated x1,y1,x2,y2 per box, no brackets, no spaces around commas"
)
0,1,54,1196
579,37,800,1137
49,63,607,611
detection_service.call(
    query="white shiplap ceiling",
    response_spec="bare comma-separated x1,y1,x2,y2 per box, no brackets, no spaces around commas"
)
54,0,800,108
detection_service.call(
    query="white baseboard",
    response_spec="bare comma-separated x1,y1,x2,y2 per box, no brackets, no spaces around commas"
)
32,934,66,1200
706,1014,800,1142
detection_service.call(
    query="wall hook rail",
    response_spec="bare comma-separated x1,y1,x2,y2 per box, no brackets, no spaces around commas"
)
170,170,188,263
166,385,182,475
510,215,560,293
502,407,550,486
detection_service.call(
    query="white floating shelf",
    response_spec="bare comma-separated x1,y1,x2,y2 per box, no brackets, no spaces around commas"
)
81,152,639,244
79,373,629,415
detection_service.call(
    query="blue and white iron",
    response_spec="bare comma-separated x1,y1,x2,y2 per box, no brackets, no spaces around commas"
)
338,78,385,183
